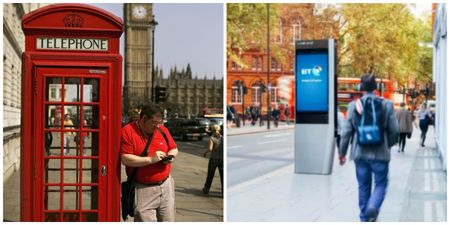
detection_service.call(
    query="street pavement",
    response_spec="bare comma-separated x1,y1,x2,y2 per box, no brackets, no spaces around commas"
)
3,139,223,222
227,123,447,222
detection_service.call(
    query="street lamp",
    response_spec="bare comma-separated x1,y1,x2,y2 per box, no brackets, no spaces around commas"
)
150,16,158,103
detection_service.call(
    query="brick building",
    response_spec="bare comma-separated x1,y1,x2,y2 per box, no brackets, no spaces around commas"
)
227,4,338,116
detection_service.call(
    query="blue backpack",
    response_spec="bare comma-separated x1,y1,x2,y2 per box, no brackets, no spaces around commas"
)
356,97,384,146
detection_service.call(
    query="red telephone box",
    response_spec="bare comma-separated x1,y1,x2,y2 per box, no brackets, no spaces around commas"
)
21,4,123,221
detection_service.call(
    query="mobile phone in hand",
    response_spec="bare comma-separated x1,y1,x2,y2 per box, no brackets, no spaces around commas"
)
162,155,174,162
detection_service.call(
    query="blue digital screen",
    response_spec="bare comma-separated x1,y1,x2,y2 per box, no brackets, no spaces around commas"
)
295,52,328,112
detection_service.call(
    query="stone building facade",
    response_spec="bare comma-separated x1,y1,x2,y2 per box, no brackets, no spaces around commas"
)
432,3,447,171
3,3,50,182
154,64,223,118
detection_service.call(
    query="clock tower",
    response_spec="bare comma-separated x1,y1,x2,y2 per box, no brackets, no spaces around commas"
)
123,3,156,111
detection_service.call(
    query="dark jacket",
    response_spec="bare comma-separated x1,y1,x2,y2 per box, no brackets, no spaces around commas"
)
339,93,399,162
396,108,413,133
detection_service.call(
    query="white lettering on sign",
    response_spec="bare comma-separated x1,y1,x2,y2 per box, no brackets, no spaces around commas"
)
36,37,108,51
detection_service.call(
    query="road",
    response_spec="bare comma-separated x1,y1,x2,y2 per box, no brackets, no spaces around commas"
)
227,130,294,189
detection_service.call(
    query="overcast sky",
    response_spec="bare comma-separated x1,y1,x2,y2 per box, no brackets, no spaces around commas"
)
89,3,224,79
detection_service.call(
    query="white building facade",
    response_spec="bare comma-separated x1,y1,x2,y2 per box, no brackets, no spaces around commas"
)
3,3,50,182
432,3,447,171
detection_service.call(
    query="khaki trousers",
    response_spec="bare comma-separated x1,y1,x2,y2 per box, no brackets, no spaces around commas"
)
134,175,175,222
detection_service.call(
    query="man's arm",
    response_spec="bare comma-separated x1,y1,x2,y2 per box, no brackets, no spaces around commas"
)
121,151,167,167
167,148,178,158
386,102,400,147
203,139,214,157
338,102,356,165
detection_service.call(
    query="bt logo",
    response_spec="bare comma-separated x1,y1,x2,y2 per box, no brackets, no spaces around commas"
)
301,65,323,77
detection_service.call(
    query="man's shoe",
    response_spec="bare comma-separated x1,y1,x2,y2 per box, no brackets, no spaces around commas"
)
202,187,209,194
365,208,378,222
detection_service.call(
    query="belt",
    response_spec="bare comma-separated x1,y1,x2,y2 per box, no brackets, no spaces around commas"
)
137,176,169,186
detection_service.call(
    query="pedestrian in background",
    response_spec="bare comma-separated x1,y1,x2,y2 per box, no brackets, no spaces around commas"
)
75,119,90,155
336,106,346,147
338,74,399,222
227,105,236,128
63,114,75,155
284,104,290,125
246,106,252,124
418,103,433,147
396,102,413,153
251,106,257,126
272,105,280,128
202,124,223,196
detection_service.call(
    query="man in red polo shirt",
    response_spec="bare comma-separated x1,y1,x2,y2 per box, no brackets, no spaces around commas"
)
121,104,178,222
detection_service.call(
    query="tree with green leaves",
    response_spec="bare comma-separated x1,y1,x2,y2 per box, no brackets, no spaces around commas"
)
335,4,432,85
227,3,278,68
227,3,433,86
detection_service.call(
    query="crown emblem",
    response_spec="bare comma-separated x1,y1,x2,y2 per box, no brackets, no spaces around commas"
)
63,14,84,27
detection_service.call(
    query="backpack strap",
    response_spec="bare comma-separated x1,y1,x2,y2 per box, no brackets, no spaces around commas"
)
356,98,363,115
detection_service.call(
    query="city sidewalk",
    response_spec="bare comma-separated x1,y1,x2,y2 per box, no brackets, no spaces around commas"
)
227,120,294,136
228,126,446,221
3,144,223,222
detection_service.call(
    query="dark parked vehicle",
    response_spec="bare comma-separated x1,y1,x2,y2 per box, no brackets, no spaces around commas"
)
164,118,208,141
197,118,211,133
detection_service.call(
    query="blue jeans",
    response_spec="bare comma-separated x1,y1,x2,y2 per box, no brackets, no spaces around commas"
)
355,159,389,222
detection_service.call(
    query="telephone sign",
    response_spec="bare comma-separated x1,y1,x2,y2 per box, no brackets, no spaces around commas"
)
36,37,109,51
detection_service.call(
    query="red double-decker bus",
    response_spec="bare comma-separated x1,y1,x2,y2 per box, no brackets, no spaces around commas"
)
337,77,394,103
337,77,396,116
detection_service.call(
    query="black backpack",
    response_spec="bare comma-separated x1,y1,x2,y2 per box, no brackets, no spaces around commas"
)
354,97,384,146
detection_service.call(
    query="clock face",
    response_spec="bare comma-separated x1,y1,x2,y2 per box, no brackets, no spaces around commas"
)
132,5,147,19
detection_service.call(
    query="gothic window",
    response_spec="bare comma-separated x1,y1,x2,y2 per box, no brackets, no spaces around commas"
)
271,58,281,72
252,56,263,71
232,61,243,71
270,85,279,104
252,57,258,71
252,83,260,105
231,85,242,104
258,57,262,71
274,19,283,44
232,61,238,71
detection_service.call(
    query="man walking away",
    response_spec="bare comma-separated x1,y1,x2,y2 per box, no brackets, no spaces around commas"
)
338,74,399,222
396,102,413,153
